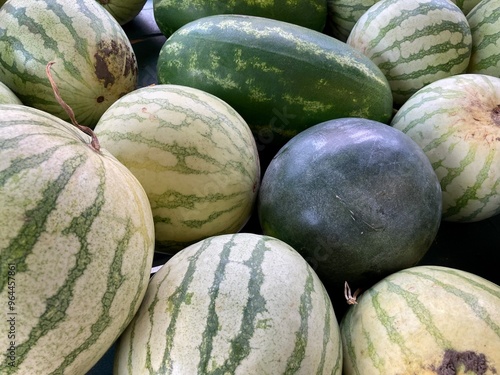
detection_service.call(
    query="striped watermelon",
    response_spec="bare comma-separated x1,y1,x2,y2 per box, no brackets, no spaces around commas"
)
346,0,472,107
341,265,500,375
391,73,500,222
467,0,500,78
157,14,394,143
153,0,327,37
94,84,260,254
96,0,147,25
0,0,138,128
326,0,379,41
0,104,155,374
0,81,21,104
114,233,343,374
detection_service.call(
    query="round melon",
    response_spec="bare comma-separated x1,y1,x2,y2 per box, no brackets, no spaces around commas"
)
96,0,147,25
346,0,472,107
0,0,138,128
258,117,442,297
114,232,343,374
0,81,21,104
341,265,500,375
391,73,500,222
0,104,155,374
94,84,260,254
467,0,500,78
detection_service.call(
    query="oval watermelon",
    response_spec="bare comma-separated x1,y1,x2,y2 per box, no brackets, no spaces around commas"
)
258,117,442,297
0,104,155,374
346,0,472,107
341,265,500,375
0,0,138,128
391,73,500,222
94,84,260,254
114,233,343,374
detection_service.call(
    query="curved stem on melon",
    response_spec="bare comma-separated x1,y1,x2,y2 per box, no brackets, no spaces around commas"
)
45,61,101,152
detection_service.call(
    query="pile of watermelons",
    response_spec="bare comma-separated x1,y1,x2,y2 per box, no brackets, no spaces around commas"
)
0,0,499,374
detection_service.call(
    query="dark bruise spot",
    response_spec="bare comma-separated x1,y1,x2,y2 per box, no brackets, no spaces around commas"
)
491,105,500,126
96,96,104,103
94,39,137,88
435,349,493,375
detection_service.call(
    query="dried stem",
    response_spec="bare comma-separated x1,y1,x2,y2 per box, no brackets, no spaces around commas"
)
45,61,100,152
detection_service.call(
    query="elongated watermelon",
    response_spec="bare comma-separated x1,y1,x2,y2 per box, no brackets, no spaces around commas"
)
157,14,393,143
391,73,500,222
94,84,260,254
153,0,328,37
0,104,155,374
114,233,343,374
347,0,472,107
341,265,500,375
467,0,500,78
0,0,138,128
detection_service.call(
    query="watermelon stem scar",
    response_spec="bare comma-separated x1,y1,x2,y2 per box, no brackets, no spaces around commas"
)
45,61,101,152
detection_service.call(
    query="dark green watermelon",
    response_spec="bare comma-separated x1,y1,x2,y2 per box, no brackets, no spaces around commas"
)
257,117,442,298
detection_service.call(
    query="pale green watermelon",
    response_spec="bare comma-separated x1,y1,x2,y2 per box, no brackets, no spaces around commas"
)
94,84,260,253
114,233,343,374
341,265,500,374
0,104,155,374
0,0,138,128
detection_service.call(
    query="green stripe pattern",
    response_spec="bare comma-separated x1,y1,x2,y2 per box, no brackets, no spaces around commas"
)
347,0,472,106
391,73,500,222
157,14,394,139
341,265,500,375
0,104,155,374
326,0,380,42
94,84,260,254
467,0,500,78
114,233,342,374
0,0,137,128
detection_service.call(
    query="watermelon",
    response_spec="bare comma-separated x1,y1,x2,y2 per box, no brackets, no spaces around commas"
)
0,104,155,374
0,0,138,128
94,84,260,254
96,0,147,25
326,0,379,41
346,0,472,107
453,0,482,14
467,0,500,78
257,118,442,301
153,0,327,37
114,233,343,374
156,14,393,144
341,265,500,375
0,81,21,104
391,73,500,222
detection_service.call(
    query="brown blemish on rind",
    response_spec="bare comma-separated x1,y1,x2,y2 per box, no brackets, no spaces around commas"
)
434,349,495,375
94,39,137,88
491,105,500,126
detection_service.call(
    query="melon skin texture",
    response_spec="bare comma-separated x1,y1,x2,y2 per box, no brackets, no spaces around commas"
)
94,84,260,254
96,0,147,25
0,104,155,374
341,265,500,375
0,81,21,104
391,74,500,222
114,233,343,375
347,0,472,107
153,0,327,37
0,0,138,128
467,0,500,78
258,117,442,293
